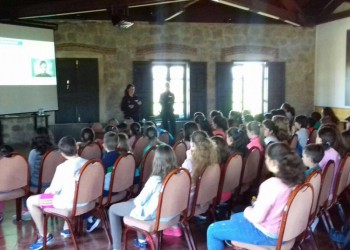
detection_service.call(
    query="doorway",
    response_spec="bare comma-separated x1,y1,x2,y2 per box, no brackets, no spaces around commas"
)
55,58,99,123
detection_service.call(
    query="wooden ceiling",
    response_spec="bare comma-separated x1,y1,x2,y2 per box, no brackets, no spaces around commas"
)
1,0,350,27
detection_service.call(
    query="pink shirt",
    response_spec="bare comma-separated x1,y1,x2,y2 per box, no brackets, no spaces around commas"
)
247,136,263,152
244,177,292,237
319,147,341,200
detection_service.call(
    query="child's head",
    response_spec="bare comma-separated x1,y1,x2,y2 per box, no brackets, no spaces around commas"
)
130,122,141,136
146,126,159,146
302,144,325,167
226,127,248,151
342,130,350,151
151,144,177,180
80,127,95,143
316,126,337,150
311,111,321,122
212,115,228,131
105,125,118,133
209,110,221,120
31,134,53,155
211,136,229,165
246,121,261,138
58,136,78,157
272,115,290,142
265,142,305,187
262,119,277,137
103,131,118,152
190,130,217,180
143,121,156,136
243,114,254,125
183,121,199,141
345,116,350,131
118,133,130,153
294,115,308,129
0,144,14,158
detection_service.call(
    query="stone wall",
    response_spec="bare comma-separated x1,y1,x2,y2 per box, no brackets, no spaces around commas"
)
54,21,315,122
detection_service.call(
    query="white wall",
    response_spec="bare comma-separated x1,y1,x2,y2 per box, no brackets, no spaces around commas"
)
315,18,350,107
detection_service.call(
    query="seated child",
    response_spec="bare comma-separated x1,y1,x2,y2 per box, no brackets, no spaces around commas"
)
27,136,88,249
246,121,263,152
207,142,305,250
226,127,249,158
294,115,309,156
77,127,95,150
117,133,131,154
302,143,324,178
212,115,228,139
86,131,120,233
108,144,178,249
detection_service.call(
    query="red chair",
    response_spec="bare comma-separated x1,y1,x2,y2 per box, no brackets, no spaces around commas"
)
232,183,314,250
134,146,157,195
289,134,298,150
79,142,102,160
216,152,243,219
0,152,29,221
132,136,149,165
123,168,192,250
173,140,187,166
30,149,66,194
308,129,318,144
240,146,262,194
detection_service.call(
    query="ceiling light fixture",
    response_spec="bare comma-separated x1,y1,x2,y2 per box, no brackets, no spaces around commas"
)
284,20,300,27
19,9,107,19
214,0,250,11
257,11,280,20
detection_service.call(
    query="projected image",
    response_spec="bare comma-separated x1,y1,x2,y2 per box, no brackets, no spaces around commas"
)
32,59,56,77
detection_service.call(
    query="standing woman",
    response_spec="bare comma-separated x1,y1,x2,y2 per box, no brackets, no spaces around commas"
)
121,84,142,122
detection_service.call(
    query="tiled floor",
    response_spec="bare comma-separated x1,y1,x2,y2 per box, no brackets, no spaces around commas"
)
0,198,343,250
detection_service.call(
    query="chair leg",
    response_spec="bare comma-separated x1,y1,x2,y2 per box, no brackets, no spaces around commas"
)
180,222,192,250
157,231,162,250
182,221,196,250
43,214,49,250
123,226,130,250
65,218,79,250
97,207,112,245
336,202,346,223
145,233,156,250
16,197,22,221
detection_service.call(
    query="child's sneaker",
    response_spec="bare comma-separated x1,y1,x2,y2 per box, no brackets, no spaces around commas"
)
12,210,32,221
86,216,101,233
329,228,345,244
28,233,55,250
60,229,72,238
133,239,148,249
163,227,182,237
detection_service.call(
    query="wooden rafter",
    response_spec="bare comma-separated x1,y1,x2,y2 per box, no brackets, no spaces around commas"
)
213,0,305,25
316,0,347,22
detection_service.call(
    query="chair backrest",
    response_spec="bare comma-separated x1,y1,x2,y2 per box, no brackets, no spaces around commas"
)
72,159,105,216
278,182,313,248
336,154,350,197
317,160,335,211
308,129,318,144
110,153,136,193
154,168,192,231
133,136,149,165
37,149,66,193
241,147,262,187
79,142,102,160
191,164,221,217
173,140,187,166
305,170,322,223
217,153,243,202
289,134,298,149
140,146,157,187
159,131,170,145
0,152,29,192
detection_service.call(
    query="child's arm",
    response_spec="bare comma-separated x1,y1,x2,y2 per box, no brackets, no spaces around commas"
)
134,176,160,206
44,164,64,194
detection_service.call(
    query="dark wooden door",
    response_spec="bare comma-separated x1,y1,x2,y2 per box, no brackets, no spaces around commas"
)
190,62,207,118
55,58,99,123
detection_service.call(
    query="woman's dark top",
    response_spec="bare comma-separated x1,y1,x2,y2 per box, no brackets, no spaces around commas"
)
121,95,141,122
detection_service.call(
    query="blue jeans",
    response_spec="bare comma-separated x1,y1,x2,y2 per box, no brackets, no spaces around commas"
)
207,212,278,250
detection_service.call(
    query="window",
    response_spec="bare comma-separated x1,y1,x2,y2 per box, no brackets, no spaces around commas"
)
231,61,268,116
151,63,188,118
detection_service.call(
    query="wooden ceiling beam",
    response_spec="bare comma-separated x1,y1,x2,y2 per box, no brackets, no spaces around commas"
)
316,0,347,23
213,0,305,25
280,0,302,13
3,0,190,19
